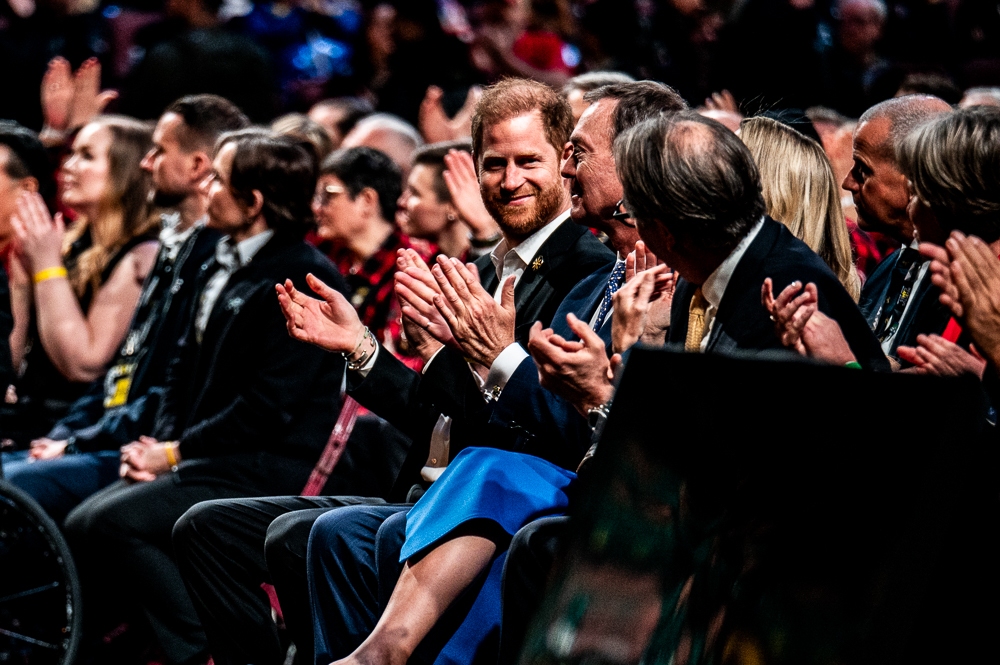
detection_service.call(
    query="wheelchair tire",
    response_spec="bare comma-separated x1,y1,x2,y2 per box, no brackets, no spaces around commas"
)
0,479,82,665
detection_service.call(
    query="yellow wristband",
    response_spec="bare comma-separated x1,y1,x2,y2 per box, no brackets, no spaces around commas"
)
165,442,179,468
33,266,68,284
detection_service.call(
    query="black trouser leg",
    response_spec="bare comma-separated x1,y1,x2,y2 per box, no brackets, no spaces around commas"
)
66,478,259,665
498,516,568,665
173,496,384,665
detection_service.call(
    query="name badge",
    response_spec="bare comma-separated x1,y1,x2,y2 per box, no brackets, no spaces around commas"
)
104,362,137,408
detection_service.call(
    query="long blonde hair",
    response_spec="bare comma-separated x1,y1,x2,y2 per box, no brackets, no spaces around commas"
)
62,115,158,297
739,116,861,301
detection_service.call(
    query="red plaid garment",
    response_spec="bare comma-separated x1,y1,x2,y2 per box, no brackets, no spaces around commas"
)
308,229,433,368
847,220,900,286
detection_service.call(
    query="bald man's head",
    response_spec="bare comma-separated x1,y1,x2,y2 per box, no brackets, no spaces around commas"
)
844,95,953,240
341,113,423,180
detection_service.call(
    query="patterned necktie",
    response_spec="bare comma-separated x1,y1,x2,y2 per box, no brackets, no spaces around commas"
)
685,287,709,352
873,247,922,342
593,260,627,331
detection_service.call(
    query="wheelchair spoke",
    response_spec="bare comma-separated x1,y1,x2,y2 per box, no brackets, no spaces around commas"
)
0,581,60,604
0,627,60,649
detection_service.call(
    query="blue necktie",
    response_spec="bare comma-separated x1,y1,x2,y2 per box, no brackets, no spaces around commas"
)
594,260,627,331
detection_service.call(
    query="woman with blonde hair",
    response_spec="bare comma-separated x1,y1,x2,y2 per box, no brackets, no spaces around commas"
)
7,115,159,444
740,115,861,300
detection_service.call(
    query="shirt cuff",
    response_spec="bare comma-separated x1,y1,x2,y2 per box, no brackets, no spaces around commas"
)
421,345,447,375
484,343,529,398
355,343,381,378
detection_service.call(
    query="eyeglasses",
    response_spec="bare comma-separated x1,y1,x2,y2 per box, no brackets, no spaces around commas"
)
612,199,636,227
313,184,347,206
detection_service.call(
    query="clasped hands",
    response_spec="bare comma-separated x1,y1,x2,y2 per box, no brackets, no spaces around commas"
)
119,436,178,482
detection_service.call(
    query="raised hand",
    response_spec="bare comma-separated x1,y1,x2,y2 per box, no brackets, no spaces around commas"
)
67,58,118,131
419,85,482,143
276,273,365,353
393,250,456,358
41,57,74,132
10,191,65,273
922,241,963,318
611,264,671,354
442,149,498,241
897,335,987,379
431,256,514,367
528,315,614,416
941,232,1000,365
761,278,817,354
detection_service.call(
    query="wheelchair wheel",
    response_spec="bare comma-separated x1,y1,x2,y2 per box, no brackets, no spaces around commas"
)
0,480,82,665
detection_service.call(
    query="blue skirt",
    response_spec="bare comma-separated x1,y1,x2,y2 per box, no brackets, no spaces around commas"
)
400,447,577,665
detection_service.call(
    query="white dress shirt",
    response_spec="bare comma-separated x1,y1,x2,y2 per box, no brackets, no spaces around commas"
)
195,230,274,343
699,217,765,351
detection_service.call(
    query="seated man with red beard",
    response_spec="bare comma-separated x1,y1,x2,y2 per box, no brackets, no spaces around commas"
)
172,77,614,665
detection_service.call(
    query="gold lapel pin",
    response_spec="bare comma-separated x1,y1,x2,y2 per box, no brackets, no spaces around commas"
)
531,257,544,271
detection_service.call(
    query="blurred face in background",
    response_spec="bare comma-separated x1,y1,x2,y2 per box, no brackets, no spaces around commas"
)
141,112,202,207
312,173,368,243
206,142,247,235
398,164,455,240
61,122,113,213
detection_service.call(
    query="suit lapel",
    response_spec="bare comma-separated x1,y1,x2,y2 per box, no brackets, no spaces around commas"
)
705,219,781,352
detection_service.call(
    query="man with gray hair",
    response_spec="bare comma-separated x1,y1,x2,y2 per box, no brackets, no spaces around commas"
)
341,113,424,180
843,94,952,356
528,112,888,419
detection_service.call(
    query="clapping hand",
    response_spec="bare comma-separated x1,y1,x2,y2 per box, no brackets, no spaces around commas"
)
897,335,987,378
393,249,456,359
431,256,516,368
612,241,674,353
528,315,616,416
41,57,117,139
276,274,365,353
442,149,498,242
762,278,858,365
10,191,65,273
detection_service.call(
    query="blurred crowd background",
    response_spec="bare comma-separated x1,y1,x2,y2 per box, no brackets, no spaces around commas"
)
2,0,998,132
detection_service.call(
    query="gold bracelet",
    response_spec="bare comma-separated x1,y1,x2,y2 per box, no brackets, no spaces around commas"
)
33,266,68,284
165,442,179,468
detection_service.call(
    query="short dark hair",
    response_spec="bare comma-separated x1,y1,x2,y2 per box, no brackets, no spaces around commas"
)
615,111,766,253
898,105,1000,243
583,80,688,139
319,147,402,222
217,129,317,237
0,121,56,209
410,139,473,203
165,94,251,153
471,78,575,164
561,71,635,98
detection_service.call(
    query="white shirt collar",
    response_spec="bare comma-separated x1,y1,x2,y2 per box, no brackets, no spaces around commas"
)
701,216,766,310
216,229,275,270
489,209,571,281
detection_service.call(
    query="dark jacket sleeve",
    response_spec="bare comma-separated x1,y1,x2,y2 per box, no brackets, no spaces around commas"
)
0,265,14,391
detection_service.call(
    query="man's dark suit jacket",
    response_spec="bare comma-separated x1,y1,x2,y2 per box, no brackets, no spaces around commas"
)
487,264,615,467
153,231,350,493
0,262,14,394
668,218,890,371
858,247,962,359
48,225,222,451
347,218,615,500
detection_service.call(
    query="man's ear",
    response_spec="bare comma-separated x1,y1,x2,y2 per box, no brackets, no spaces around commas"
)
18,176,39,194
245,189,265,221
561,141,573,163
190,151,212,183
